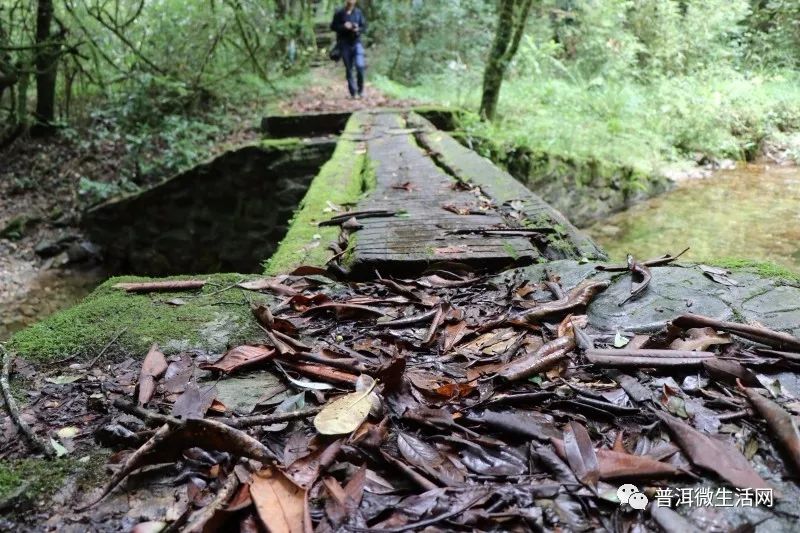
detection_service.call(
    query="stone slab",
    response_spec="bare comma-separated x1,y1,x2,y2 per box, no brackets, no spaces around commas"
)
510,260,800,336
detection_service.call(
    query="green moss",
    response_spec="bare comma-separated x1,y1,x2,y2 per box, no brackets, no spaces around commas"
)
706,258,800,284
502,242,520,260
8,273,269,362
0,458,73,504
340,233,359,269
265,112,374,275
259,137,303,150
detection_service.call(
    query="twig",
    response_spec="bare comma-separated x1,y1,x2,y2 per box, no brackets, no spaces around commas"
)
114,398,321,430
203,279,245,298
181,467,240,532
221,406,323,429
113,398,180,427
114,280,207,293
318,209,395,226
379,450,438,492
596,247,690,271
86,327,128,369
1,344,54,457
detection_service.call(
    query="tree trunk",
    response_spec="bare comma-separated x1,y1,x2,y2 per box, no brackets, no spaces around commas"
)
480,0,534,122
34,0,58,127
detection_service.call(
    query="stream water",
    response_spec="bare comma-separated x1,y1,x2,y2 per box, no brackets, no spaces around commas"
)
587,162,800,270
0,263,105,341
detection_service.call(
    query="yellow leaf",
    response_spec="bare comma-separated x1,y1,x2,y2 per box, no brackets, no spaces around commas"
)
314,379,377,435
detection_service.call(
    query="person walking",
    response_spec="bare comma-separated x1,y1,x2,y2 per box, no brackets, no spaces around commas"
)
331,0,367,99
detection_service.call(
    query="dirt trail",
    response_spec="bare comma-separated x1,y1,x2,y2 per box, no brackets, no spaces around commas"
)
279,64,413,115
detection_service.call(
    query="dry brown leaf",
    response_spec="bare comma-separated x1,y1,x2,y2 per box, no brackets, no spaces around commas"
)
669,327,731,351
250,468,309,533
199,345,275,374
137,343,168,405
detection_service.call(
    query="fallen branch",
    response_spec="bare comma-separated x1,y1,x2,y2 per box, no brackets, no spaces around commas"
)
113,398,181,427
114,398,321,430
114,280,207,293
79,417,276,509
673,313,800,351
78,423,174,509
1,345,54,457
182,467,240,532
585,349,713,368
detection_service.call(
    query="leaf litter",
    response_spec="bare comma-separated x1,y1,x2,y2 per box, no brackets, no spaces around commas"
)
3,258,800,531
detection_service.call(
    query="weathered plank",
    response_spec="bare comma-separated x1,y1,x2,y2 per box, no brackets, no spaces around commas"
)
345,111,539,277
407,112,606,261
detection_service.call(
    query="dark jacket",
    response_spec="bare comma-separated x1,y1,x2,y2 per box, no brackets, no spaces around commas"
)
331,7,366,45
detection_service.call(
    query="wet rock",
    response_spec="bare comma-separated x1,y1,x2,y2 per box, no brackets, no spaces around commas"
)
34,234,78,258
66,240,100,264
94,424,143,448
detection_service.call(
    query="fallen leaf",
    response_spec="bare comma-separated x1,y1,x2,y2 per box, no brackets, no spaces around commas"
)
699,265,739,286
702,359,761,387
138,344,168,405
50,438,68,457
655,411,771,490
199,345,275,374
613,332,629,348
670,327,731,351
45,375,82,385
238,278,298,295
172,383,218,419
56,427,79,439
742,387,800,475
397,431,466,486
552,439,684,479
250,467,309,533
563,421,599,487
314,379,377,435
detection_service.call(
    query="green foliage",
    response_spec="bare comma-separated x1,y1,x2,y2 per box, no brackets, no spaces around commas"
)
369,0,494,85
78,176,139,206
372,0,800,190
0,0,315,132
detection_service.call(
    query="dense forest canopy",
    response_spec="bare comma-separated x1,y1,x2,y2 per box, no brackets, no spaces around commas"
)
2,0,800,179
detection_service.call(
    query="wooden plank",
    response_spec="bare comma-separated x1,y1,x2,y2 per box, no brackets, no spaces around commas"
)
342,111,540,277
